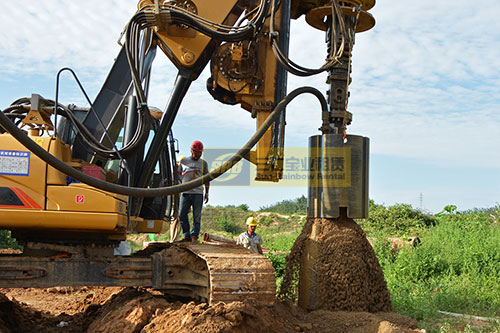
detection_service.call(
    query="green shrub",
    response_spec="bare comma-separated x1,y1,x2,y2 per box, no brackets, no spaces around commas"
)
202,206,248,232
217,218,242,235
267,252,287,278
0,230,21,249
360,200,436,236
259,195,307,215
262,231,300,253
237,204,249,211
260,216,273,227
372,239,397,268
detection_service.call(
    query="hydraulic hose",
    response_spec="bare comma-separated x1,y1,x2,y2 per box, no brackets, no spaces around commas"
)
0,87,327,197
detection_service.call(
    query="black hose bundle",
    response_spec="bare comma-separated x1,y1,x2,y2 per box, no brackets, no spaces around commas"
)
0,87,327,197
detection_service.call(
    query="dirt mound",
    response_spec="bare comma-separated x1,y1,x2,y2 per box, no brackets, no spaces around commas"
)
0,290,60,332
0,286,122,316
280,217,392,312
0,287,419,332
0,287,123,332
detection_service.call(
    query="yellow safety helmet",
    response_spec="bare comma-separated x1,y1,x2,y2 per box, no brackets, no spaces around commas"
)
246,217,257,226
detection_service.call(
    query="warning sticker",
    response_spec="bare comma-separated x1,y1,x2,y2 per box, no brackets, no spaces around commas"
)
0,150,30,176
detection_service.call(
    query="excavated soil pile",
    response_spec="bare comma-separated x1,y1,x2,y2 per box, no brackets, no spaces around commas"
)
0,287,419,332
279,217,393,312
0,287,123,332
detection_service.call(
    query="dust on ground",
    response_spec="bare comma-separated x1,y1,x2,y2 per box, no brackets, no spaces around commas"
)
0,217,420,332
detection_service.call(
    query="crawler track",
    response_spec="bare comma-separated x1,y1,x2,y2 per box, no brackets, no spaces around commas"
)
0,241,276,305
182,242,276,304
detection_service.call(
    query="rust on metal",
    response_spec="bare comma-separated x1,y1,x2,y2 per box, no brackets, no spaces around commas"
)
0,266,47,280
104,266,152,279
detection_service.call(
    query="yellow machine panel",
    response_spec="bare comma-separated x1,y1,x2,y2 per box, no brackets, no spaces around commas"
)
46,183,127,214
0,209,127,231
0,133,128,232
0,133,50,210
138,0,239,68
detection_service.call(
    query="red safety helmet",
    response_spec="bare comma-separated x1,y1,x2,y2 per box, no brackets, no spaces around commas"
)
190,140,204,152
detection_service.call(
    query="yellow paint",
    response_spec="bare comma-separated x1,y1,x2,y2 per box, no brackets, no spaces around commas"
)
46,183,127,216
135,219,166,233
0,209,126,231
210,4,285,182
46,137,71,185
0,134,47,209
138,0,238,68
0,133,131,234
31,137,45,147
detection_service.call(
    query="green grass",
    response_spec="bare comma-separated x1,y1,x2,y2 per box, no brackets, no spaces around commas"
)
369,204,500,332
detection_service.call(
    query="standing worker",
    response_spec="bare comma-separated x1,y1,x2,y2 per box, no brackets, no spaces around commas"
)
237,217,263,254
178,140,210,242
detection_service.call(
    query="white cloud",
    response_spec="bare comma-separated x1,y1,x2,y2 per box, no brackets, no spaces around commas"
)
0,0,136,75
344,0,500,168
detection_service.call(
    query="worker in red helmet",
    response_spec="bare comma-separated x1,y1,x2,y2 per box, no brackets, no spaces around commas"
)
178,140,210,242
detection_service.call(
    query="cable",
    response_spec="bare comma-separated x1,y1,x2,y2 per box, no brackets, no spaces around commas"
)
0,87,327,197
269,0,350,77
1,94,149,160
137,0,270,42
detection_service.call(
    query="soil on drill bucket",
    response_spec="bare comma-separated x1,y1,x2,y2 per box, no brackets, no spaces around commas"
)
279,216,393,312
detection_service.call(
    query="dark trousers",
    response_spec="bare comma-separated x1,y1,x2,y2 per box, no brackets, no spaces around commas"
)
179,193,203,238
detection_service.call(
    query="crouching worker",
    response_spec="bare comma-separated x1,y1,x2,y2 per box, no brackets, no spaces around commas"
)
236,217,263,254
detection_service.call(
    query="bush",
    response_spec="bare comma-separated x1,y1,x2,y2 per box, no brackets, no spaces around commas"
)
266,251,288,292
359,200,436,236
217,218,242,235
260,216,273,227
0,230,21,249
259,195,307,215
237,204,249,211
266,252,287,278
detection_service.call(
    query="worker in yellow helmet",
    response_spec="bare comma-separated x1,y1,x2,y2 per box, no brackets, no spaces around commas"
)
236,217,263,254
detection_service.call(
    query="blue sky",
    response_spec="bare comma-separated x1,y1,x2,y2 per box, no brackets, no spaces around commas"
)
1,1,499,213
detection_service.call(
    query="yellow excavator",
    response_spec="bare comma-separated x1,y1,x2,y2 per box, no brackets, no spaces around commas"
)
0,0,375,305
